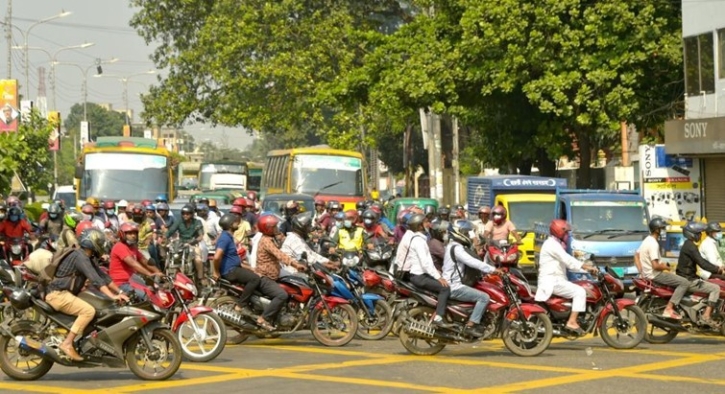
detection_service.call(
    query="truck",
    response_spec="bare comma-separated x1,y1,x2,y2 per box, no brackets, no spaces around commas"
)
533,189,650,291
466,175,568,276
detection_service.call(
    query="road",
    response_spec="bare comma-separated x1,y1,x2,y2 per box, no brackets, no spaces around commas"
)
1,331,724,394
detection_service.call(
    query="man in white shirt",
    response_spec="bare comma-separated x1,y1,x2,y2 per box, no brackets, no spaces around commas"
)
634,217,690,320
535,219,597,335
699,222,724,280
281,212,336,275
443,220,500,337
392,213,451,326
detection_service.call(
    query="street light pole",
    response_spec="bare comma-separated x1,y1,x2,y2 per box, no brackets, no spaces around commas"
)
20,10,71,98
50,42,94,109
55,57,118,121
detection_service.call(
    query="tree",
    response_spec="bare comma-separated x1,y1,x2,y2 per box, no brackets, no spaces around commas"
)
0,110,54,193
63,102,127,139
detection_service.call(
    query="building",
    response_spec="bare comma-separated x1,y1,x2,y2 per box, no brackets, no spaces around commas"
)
664,1,725,222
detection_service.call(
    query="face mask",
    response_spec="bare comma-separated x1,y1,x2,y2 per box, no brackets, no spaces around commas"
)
442,234,449,243
363,219,373,226
344,220,353,228
9,215,19,222
0,213,5,220
49,213,58,219
715,233,723,241
335,220,343,228
106,209,115,216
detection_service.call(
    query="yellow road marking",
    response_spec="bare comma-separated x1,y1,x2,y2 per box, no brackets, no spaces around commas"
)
81,371,264,394
274,371,469,393
0,382,82,394
411,356,589,374
244,344,391,358
622,372,725,386
281,356,411,373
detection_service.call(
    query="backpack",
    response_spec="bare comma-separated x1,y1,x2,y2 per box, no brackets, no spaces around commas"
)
38,248,78,285
450,245,482,286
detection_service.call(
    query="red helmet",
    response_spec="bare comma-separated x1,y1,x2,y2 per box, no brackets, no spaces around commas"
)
491,205,507,224
103,200,115,210
344,209,358,222
141,199,152,207
118,222,139,245
257,214,280,236
549,219,571,242
233,197,247,207
244,198,255,208
229,205,244,215
81,204,94,215
246,191,257,201
314,199,325,207
75,220,94,237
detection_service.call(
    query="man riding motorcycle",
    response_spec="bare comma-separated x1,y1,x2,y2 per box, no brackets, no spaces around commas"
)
165,204,205,284
332,210,365,253
58,211,84,250
45,228,129,361
699,222,724,280
103,200,120,234
428,219,449,272
39,202,64,237
361,209,388,246
534,219,598,335
281,211,336,272
483,206,522,244
109,222,161,299
0,206,34,259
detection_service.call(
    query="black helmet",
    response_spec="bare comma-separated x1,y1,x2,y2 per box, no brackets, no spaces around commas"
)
648,217,668,232
292,211,314,235
48,203,62,219
430,219,449,242
682,222,707,242
8,206,22,222
407,213,426,232
7,287,32,310
449,220,474,247
424,205,436,218
438,207,450,219
181,204,195,215
79,228,107,256
361,209,377,221
327,200,341,211
197,197,210,205
219,213,239,231
356,201,366,211
706,222,722,234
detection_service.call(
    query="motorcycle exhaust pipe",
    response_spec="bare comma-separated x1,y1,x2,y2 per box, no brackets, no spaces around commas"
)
214,308,257,330
646,314,686,332
15,336,67,364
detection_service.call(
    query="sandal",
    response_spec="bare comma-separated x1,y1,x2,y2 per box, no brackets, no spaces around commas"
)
256,319,275,332
697,318,720,327
565,325,586,337
662,310,682,320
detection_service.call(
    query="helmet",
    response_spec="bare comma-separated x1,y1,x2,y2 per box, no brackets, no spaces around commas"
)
233,197,247,207
334,212,345,221
706,222,722,234
356,201,366,211
7,288,31,310
147,204,156,212
244,198,255,208
219,213,239,231
246,191,257,201
86,197,100,209
362,209,377,228
258,214,280,236
292,211,314,234
397,209,411,225
369,205,382,219
118,222,139,245
196,203,209,215
155,194,168,203
64,211,84,229
117,199,128,208
327,200,341,211
683,222,707,242
344,209,358,221
53,199,66,210
438,207,450,219
314,199,325,207
208,199,218,208
156,202,169,211
284,200,299,214
48,203,62,219
75,220,94,237
79,228,107,255
407,213,426,232
181,204,195,215
229,205,244,215
648,217,668,233
6,196,20,207
449,220,474,247
103,200,115,210
141,199,152,207
549,219,571,242
197,197,210,205
131,205,146,217
430,219,449,242
423,205,436,218
8,206,22,222
478,206,491,215
81,204,94,215
491,205,507,224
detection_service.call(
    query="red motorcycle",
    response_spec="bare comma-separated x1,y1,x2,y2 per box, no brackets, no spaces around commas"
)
634,276,725,343
129,272,227,362
3,237,30,266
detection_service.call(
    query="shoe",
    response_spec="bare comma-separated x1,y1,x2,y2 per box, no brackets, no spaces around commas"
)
697,318,720,327
464,324,485,338
662,310,682,320
432,318,453,329
59,343,84,362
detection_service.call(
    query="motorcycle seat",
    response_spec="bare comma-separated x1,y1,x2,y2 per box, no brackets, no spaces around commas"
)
35,298,56,315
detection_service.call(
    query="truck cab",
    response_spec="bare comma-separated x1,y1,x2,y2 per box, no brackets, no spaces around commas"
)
534,189,650,291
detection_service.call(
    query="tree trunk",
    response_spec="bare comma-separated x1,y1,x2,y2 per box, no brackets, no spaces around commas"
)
576,128,592,189
536,148,557,177
518,159,533,175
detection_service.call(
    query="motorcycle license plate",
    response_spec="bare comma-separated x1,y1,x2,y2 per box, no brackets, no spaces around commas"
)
611,267,625,277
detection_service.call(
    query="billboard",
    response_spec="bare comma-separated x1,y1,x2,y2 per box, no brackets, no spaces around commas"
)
48,111,61,151
0,79,19,133
639,144,701,222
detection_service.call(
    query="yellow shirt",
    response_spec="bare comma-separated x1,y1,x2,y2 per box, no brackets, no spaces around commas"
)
233,220,252,246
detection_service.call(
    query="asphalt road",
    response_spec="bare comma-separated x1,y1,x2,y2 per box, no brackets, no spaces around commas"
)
1,331,724,394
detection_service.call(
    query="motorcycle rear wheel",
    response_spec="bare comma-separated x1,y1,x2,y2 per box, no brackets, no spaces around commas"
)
638,296,679,344
177,312,227,362
356,300,394,341
125,328,182,380
0,321,53,381
398,306,446,356
502,312,553,357
600,305,647,349
310,303,358,347
208,296,252,344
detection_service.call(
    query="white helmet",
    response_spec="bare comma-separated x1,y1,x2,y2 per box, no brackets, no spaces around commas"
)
118,199,128,208
41,203,50,210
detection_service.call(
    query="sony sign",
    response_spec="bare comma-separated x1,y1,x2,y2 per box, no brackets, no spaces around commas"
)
665,117,725,155
683,122,707,139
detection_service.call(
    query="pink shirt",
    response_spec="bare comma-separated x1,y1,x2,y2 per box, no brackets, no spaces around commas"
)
484,220,516,241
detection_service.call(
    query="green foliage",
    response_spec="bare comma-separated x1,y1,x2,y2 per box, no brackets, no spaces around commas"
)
0,110,54,193
63,102,127,139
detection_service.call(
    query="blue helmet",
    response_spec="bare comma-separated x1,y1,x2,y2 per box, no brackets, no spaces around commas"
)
155,194,168,203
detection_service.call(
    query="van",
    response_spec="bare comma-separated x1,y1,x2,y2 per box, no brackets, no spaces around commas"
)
52,185,76,210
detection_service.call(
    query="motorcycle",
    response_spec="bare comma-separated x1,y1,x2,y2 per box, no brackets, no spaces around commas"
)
4,237,30,267
634,276,725,343
164,238,195,279
0,286,182,381
362,242,394,270
540,268,647,349
128,272,227,362
331,266,394,340
340,251,361,268
204,260,359,347
399,270,554,357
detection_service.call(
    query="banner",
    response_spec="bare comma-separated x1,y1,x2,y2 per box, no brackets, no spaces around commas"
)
639,144,701,222
80,121,90,146
48,111,61,151
20,100,33,123
0,79,19,133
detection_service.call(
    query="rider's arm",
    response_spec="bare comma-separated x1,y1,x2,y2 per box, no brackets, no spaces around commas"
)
211,247,225,277
22,219,33,235
411,237,441,279
164,220,179,238
507,221,522,243
683,241,722,274
548,239,585,272
454,245,496,274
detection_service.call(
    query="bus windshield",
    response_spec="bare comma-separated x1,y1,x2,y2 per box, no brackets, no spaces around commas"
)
507,202,554,231
291,154,363,196
570,201,648,233
80,153,169,201
199,163,247,190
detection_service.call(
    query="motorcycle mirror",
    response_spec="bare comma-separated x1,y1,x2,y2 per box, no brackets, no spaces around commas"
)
300,252,308,261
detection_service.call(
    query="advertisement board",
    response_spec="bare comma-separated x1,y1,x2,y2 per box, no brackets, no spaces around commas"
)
0,79,19,133
639,144,701,222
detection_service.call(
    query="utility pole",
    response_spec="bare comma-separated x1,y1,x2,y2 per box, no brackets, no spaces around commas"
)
452,116,461,205
5,0,11,78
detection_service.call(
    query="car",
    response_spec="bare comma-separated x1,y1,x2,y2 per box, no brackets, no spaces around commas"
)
260,193,315,215
52,185,76,210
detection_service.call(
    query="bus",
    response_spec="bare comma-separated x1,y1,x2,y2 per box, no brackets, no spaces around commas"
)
198,161,248,191
248,162,263,192
262,146,366,211
74,137,173,207
177,161,201,190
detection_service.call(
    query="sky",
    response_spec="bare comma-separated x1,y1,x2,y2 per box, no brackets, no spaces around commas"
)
1,0,254,150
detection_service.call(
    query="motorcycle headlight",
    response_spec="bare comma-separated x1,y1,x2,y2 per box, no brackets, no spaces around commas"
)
368,251,381,260
11,245,21,255
382,251,392,260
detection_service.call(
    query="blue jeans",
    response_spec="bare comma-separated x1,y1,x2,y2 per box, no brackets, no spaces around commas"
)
450,285,490,324
120,282,147,302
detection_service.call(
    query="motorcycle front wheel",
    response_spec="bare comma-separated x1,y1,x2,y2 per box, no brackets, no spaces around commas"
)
310,303,358,347
356,300,394,340
398,306,446,356
177,312,227,362
125,328,182,380
0,321,53,381
600,305,647,349
502,311,553,357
